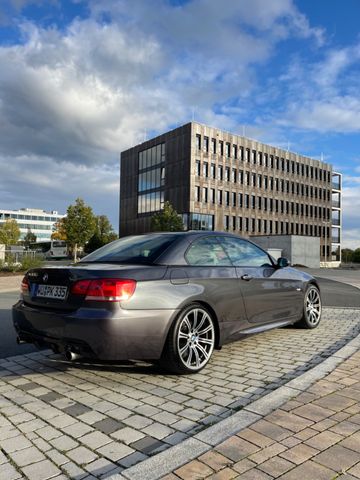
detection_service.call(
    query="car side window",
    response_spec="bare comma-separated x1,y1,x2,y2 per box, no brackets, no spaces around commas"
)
220,237,273,267
185,237,232,266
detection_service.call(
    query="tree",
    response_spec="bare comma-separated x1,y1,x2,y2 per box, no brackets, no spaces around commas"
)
23,229,37,248
150,202,184,232
341,248,354,264
0,219,21,245
85,215,118,253
63,198,96,262
353,248,360,263
51,218,67,241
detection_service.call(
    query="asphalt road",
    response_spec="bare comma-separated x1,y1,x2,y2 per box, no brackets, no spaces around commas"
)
0,276,359,359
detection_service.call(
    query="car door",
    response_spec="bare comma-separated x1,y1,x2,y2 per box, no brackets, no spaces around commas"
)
184,235,247,338
219,236,303,324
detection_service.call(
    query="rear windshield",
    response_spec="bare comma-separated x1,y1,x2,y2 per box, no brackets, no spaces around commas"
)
81,234,178,264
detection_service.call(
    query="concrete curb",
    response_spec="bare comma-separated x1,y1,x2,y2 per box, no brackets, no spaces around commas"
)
116,331,360,480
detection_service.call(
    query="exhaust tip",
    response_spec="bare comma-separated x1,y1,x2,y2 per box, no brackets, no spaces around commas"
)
16,336,26,345
64,350,81,362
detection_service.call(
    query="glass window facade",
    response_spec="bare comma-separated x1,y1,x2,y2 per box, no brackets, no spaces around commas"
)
137,143,165,214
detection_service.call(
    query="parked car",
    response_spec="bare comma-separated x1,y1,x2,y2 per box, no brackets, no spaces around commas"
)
13,232,322,374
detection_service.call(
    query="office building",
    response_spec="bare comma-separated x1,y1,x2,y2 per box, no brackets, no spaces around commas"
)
0,208,64,242
120,122,342,265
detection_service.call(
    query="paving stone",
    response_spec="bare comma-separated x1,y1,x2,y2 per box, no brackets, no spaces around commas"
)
279,443,321,465
216,436,259,462
198,451,233,471
305,430,343,450
50,434,79,451
118,451,148,468
96,441,134,462
123,414,153,429
339,431,360,453
92,418,125,434
277,460,337,480
257,456,295,477
111,426,145,444
0,434,33,453
0,462,23,480
21,459,61,480
62,421,94,438
174,459,214,479
79,431,112,450
67,445,98,465
61,461,87,479
62,403,92,417
142,422,174,440
130,435,165,455
9,445,46,467
84,457,117,476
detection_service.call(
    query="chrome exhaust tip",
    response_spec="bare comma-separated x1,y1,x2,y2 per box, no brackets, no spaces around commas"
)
16,336,27,345
64,350,81,361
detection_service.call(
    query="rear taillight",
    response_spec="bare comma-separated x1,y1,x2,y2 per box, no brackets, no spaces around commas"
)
71,279,136,302
21,276,29,294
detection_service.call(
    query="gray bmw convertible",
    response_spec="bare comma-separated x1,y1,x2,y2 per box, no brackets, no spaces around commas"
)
13,232,322,374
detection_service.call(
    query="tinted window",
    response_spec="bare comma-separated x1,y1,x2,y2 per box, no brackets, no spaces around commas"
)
220,237,272,267
81,234,178,264
185,237,231,266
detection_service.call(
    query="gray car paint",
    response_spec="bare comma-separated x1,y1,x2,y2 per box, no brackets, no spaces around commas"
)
12,231,319,361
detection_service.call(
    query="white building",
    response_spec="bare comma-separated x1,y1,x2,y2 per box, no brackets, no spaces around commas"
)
0,208,65,242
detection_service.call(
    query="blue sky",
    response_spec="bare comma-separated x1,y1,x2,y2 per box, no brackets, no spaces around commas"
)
0,0,359,247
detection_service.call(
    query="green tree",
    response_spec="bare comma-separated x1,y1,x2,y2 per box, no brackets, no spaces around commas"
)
151,202,184,232
85,215,118,253
23,229,37,248
353,248,360,263
63,198,96,262
341,248,354,264
0,219,21,245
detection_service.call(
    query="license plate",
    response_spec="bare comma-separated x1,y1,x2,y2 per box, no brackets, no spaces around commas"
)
36,284,68,300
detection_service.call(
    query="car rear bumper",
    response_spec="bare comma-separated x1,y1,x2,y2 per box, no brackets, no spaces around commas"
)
12,301,177,360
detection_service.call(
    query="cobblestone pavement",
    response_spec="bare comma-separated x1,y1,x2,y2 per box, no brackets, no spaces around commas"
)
171,349,360,480
0,307,359,479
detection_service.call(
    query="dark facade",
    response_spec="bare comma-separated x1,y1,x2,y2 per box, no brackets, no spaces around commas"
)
120,122,342,264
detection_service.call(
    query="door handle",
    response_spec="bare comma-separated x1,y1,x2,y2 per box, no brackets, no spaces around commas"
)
241,274,253,281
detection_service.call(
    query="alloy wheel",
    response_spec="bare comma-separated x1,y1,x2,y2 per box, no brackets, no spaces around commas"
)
305,287,322,326
177,307,215,371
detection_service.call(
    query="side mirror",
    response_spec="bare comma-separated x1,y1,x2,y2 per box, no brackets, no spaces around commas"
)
277,257,289,268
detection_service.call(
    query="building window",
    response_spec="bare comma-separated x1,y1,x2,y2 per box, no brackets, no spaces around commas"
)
196,134,201,150
225,191,230,206
218,165,223,181
211,163,216,179
195,160,200,176
137,143,165,214
226,142,231,157
223,215,229,231
211,188,215,203
233,145,237,159
218,190,223,205
211,138,216,154
252,150,257,164
232,192,236,207
219,141,224,156
203,187,208,203
203,162,208,178
195,186,200,201
232,168,237,183
185,214,214,231
203,136,209,152
225,167,230,182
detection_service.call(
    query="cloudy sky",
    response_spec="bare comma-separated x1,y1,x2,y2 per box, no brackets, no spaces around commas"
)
0,0,359,247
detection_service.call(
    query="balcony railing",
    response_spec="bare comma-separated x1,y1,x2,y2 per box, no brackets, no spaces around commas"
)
332,200,341,208
332,182,341,190
332,237,341,244
332,219,341,226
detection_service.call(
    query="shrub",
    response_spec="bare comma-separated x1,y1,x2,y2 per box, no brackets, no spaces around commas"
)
20,256,44,272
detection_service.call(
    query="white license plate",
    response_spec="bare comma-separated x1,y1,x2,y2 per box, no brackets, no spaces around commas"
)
36,284,68,300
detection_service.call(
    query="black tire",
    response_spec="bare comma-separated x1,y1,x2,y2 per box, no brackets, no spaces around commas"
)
296,284,322,329
160,303,215,374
